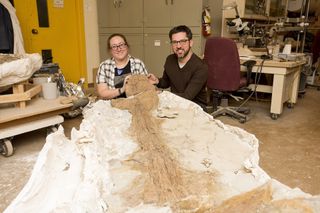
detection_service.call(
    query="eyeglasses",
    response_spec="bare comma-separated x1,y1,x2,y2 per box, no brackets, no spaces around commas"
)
111,43,127,50
171,39,189,46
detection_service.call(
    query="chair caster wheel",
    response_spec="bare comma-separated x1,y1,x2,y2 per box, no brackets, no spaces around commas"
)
287,102,294,108
271,113,279,120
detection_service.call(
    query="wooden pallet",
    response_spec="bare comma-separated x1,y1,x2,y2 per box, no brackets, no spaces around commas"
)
0,81,42,108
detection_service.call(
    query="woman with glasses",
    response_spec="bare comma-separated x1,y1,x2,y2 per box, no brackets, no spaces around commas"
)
148,25,208,108
96,33,149,99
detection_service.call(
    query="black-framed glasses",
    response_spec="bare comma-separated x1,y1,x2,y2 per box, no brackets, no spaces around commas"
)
171,39,189,46
111,43,127,50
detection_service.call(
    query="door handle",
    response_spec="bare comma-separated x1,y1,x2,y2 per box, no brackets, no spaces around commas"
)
31,29,38,34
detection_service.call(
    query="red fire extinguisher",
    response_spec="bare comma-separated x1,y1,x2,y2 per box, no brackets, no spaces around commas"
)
202,8,211,37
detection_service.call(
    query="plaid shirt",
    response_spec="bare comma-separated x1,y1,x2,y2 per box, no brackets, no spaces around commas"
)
96,55,148,88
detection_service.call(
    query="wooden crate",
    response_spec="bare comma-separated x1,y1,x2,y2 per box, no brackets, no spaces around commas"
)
0,81,42,108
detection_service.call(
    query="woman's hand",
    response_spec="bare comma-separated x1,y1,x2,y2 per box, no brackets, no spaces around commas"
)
147,73,159,85
120,75,131,94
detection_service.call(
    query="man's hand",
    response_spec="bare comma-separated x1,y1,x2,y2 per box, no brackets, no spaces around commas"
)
147,73,159,85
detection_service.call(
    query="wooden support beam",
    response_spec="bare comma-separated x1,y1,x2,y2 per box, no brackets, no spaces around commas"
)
0,82,42,108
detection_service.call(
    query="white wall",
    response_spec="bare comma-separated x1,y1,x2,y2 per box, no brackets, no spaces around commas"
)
83,0,100,84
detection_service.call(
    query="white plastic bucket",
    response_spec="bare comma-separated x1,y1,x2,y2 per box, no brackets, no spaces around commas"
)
42,82,58,100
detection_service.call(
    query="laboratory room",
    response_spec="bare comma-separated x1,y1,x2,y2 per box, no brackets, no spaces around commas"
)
1,0,320,211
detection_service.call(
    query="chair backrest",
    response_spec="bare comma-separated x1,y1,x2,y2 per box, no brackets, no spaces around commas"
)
204,37,241,92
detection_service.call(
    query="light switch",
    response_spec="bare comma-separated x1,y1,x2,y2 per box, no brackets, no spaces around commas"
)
154,40,161,47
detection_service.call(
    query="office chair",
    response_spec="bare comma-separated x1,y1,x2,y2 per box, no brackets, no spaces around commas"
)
204,37,252,123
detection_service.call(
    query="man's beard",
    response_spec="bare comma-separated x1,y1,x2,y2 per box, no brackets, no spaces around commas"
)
176,46,191,60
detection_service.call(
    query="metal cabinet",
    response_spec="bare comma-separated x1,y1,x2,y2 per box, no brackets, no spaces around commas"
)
144,0,202,28
143,33,170,77
97,0,143,28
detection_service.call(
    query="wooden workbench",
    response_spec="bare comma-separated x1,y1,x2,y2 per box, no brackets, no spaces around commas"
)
240,57,305,119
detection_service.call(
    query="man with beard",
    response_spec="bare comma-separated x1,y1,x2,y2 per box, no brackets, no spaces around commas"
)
148,25,208,108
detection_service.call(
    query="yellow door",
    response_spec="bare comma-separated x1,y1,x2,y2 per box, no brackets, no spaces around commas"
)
14,0,87,83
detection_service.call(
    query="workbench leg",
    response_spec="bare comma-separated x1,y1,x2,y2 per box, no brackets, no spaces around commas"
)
289,66,301,104
271,74,285,115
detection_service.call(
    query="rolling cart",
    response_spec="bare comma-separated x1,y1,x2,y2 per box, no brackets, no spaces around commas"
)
0,97,72,157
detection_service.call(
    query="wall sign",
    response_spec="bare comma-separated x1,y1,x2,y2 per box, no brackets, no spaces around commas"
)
53,0,64,8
